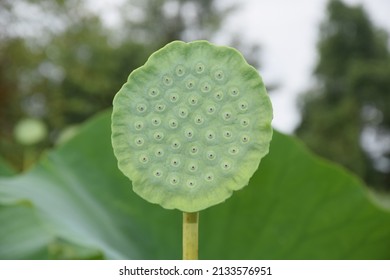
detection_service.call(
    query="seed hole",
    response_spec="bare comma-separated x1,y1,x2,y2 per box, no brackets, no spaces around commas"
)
190,146,198,155
170,93,179,103
134,121,143,130
178,108,188,118
188,163,198,172
195,62,205,74
186,79,195,89
155,103,166,112
241,135,250,143
230,87,239,96
187,179,196,188
223,130,232,138
175,65,185,77
240,118,250,127
239,101,248,111
214,91,223,101
221,161,232,170
229,147,239,155
206,130,215,140
185,128,194,139
139,155,149,164
163,75,173,86
155,149,164,157
207,151,216,160
135,137,144,146
171,140,181,149
171,158,181,167
194,116,204,125
205,173,214,181
152,118,161,126
188,96,198,105
148,87,160,97
169,119,178,129
154,132,164,141
169,176,179,185
222,111,232,120
136,104,147,113
207,105,216,114
214,70,224,81
201,82,211,92
154,170,163,177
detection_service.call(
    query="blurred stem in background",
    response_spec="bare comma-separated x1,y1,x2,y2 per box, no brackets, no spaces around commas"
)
13,118,48,170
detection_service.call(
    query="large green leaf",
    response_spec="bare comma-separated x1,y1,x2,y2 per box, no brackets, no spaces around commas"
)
0,111,181,260
1,110,389,259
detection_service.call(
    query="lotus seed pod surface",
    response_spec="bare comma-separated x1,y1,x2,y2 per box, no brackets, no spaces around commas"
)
112,40,273,212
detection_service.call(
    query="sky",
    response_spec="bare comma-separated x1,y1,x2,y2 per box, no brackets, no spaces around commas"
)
92,0,390,133
212,0,390,133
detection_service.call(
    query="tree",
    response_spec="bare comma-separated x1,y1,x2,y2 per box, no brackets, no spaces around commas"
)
1,0,253,170
296,0,390,190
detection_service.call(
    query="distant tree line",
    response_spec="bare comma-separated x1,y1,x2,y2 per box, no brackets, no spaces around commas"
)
296,0,390,190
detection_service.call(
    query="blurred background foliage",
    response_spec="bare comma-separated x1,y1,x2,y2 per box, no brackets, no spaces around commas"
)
2,111,390,260
0,0,389,192
1,0,390,260
0,0,260,169
296,0,390,191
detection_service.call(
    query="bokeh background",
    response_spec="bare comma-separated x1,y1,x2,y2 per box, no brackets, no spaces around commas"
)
1,0,389,192
2,0,390,261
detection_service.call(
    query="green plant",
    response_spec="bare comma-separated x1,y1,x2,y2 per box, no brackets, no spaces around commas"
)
13,118,48,169
111,40,273,259
2,111,390,260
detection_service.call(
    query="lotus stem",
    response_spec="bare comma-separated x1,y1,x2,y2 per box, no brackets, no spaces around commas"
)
183,212,199,260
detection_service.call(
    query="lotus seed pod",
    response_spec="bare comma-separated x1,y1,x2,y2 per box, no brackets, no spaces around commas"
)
14,118,48,146
112,40,273,212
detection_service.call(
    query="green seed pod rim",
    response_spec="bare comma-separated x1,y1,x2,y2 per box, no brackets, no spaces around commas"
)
112,40,273,212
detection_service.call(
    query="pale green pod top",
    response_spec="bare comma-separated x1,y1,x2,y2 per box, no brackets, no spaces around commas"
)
112,40,273,212
14,118,48,146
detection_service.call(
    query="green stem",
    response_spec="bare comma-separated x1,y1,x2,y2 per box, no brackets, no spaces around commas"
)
182,212,199,260
23,146,36,171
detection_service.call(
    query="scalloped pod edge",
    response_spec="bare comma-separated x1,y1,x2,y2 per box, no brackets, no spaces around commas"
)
111,40,273,212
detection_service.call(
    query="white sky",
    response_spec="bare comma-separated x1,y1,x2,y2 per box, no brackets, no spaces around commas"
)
214,0,390,133
92,0,390,134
